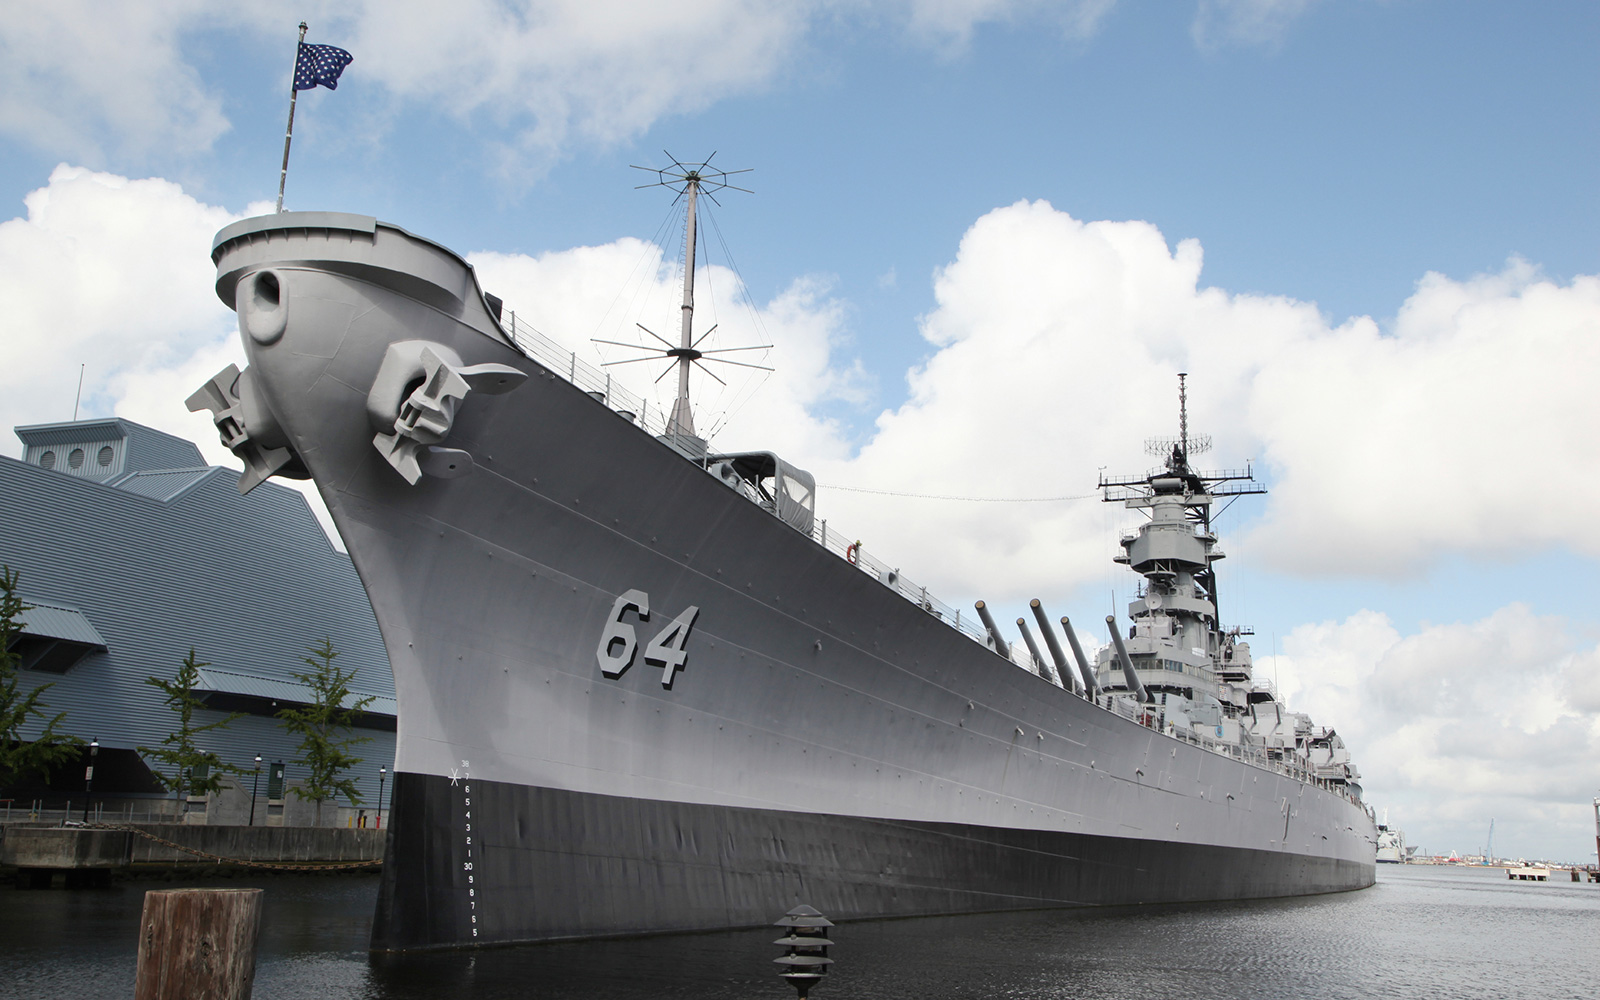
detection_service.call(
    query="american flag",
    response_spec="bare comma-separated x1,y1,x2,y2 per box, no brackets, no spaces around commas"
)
294,42,353,92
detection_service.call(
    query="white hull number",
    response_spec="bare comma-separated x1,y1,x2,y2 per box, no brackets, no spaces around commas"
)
596,589,700,688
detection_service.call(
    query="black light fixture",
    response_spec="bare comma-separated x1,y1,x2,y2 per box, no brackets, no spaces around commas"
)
80,738,99,823
377,766,387,830
773,904,834,998
249,754,263,826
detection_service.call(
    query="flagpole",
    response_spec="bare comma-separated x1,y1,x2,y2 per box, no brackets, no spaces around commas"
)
276,21,309,213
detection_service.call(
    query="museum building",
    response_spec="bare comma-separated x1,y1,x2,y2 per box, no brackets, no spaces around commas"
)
1,417,396,827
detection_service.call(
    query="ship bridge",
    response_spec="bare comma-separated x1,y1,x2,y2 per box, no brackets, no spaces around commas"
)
1093,374,1266,715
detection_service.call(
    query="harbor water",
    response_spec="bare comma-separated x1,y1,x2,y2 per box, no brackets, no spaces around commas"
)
1,864,1594,999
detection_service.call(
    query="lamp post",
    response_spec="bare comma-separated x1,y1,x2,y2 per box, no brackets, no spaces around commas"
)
377,766,387,830
249,755,263,826
774,904,835,998
81,738,98,823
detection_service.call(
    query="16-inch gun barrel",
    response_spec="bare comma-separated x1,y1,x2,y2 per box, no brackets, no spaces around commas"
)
1060,616,1101,697
1107,615,1149,702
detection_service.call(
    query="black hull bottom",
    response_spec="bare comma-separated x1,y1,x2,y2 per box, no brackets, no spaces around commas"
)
370,772,1373,951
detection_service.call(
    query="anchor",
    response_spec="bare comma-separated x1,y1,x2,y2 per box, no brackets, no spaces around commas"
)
366,341,526,484
186,364,306,495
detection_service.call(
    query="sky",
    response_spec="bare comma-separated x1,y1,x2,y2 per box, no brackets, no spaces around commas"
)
2,1,1597,862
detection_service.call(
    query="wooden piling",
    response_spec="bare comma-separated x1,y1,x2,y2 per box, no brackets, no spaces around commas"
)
134,887,263,1000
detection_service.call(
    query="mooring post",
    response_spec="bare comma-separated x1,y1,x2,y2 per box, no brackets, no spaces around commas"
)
134,887,263,1000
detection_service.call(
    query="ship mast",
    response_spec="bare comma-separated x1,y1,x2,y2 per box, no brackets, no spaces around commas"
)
672,175,702,438
594,153,769,457
1178,371,1190,460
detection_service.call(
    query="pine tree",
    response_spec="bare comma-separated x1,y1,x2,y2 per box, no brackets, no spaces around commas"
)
138,649,245,807
0,566,82,792
278,638,373,826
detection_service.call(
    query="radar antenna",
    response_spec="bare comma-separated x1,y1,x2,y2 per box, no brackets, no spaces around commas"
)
591,152,771,451
1180,371,1189,455
1144,372,1211,468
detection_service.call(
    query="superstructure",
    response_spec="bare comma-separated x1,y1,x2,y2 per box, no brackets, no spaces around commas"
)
1092,376,1362,795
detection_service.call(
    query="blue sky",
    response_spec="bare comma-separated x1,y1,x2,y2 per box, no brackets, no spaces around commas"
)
2,1,1598,861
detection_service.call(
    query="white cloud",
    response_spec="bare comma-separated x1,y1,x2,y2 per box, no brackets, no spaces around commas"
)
780,199,1600,603
344,0,809,169
1192,0,1319,50
0,1,1341,175
1269,604,1600,862
337,0,1118,167
1246,261,1600,574
887,0,1117,50
0,1,1153,173
0,1,231,163
0,165,243,453
0,1,815,172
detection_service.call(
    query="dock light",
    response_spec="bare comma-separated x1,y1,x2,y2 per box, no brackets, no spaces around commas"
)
377,766,387,830
773,904,834,998
250,755,263,826
81,739,98,823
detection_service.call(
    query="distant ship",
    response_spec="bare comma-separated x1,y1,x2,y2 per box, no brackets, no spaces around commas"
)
1376,811,1410,863
191,164,1376,950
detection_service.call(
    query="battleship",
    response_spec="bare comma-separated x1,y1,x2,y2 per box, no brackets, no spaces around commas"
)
189,164,1376,950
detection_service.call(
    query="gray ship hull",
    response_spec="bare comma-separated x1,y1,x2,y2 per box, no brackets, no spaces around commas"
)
373,773,1371,949
207,213,1375,951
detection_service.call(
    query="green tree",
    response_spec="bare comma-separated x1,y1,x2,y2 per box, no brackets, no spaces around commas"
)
0,566,82,791
138,649,245,806
278,638,373,826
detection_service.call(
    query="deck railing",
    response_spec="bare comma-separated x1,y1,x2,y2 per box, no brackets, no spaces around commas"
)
501,310,677,442
809,519,994,647
2,800,179,826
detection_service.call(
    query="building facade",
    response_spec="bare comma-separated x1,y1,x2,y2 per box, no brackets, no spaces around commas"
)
1,418,395,827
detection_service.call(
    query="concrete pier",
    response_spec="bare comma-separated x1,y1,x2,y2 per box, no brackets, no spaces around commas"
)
2,823,382,884
0,827,134,887
1,826,134,867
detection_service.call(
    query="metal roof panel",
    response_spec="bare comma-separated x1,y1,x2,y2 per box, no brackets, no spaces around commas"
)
111,468,215,502
16,600,108,648
194,667,396,718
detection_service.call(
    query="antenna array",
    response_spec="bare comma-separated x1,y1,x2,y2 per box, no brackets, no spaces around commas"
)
1145,372,1212,458
590,152,769,448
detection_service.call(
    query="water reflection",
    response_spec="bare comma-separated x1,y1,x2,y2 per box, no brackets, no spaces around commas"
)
2,866,1596,1000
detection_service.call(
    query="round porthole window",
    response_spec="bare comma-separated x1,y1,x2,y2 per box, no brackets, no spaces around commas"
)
39,450,56,470
98,446,114,467
68,448,85,469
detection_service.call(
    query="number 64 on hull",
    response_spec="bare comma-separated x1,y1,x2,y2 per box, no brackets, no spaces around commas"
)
596,589,701,689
